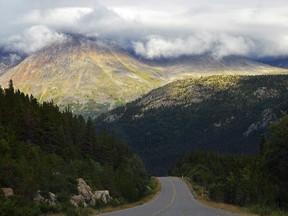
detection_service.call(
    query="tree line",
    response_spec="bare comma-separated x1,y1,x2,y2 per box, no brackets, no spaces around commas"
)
171,114,288,214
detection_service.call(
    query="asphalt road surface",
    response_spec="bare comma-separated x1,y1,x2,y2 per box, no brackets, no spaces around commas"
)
96,177,239,216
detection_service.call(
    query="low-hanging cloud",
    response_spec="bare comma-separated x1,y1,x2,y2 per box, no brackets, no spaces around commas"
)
132,34,255,59
6,25,68,54
0,0,288,59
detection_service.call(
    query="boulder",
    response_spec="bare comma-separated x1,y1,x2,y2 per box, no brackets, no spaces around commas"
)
77,178,95,204
70,195,87,207
2,188,14,198
72,178,112,207
95,190,111,204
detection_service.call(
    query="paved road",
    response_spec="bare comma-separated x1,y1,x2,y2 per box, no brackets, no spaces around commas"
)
96,177,239,216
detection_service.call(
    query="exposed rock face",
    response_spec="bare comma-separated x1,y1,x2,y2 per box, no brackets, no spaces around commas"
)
95,190,111,204
70,195,86,207
2,188,14,198
104,113,123,123
253,87,279,99
244,109,277,136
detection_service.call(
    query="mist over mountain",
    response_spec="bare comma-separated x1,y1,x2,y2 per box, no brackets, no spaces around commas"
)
0,47,26,75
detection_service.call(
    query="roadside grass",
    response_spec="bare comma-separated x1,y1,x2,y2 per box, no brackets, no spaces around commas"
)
182,177,288,216
198,199,257,216
248,205,288,216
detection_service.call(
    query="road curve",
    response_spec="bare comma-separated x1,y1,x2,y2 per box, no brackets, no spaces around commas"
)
96,177,239,216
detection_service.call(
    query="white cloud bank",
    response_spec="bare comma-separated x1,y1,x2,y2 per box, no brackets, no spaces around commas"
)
132,34,255,59
0,0,288,59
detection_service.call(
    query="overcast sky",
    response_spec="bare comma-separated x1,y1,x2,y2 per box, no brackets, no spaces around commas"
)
0,0,288,59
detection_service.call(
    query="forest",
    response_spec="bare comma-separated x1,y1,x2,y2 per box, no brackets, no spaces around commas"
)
171,114,288,215
0,81,150,216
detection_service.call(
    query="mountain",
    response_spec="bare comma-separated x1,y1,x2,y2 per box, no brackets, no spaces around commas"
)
0,35,166,118
0,34,287,117
260,57,288,69
95,75,288,175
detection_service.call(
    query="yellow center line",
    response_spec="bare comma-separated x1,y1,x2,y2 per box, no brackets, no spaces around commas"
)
153,177,176,215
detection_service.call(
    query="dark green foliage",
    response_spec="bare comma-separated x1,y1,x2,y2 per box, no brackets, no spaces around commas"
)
261,114,288,209
172,114,288,211
95,75,288,175
0,81,150,214
0,196,41,216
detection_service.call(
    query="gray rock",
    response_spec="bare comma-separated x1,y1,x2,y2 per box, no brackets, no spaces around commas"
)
95,190,111,204
77,178,94,204
2,188,14,198
71,178,112,207
244,108,276,136
70,195,86,207
49,192,57,206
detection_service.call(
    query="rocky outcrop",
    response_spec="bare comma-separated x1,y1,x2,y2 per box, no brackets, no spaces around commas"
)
2,188,14,198
244,109,277,136
71,178,112,207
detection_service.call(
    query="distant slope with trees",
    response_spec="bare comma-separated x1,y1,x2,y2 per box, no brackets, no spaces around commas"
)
95,75,288,175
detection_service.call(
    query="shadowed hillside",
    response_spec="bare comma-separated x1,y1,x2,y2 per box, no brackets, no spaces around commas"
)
95,75,288,175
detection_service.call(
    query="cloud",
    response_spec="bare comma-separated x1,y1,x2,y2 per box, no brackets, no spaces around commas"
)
21,7,93,28
0,0,288,59
132,34,255,59
132,35,212,59
6,25,67,54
